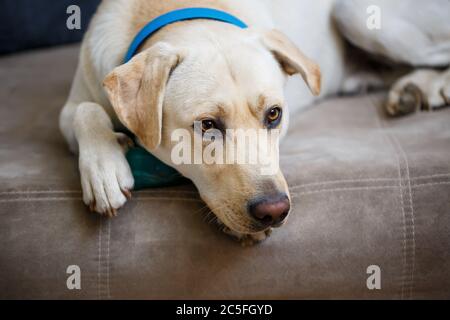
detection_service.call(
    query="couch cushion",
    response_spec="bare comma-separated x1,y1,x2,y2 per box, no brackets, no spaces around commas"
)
0,45,449,299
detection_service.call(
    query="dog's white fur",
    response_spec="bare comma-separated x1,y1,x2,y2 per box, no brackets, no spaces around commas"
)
60,0,449,243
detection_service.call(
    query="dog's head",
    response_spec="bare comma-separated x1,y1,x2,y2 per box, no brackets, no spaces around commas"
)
104,26,320,235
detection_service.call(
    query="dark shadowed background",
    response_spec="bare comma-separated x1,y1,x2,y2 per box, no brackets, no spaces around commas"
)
0,0,100,55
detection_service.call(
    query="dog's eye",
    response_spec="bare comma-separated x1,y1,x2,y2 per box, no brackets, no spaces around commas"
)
201,119,217,133
266,106,282,128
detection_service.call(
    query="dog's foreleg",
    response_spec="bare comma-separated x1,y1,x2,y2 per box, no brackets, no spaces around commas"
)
60,101,134,216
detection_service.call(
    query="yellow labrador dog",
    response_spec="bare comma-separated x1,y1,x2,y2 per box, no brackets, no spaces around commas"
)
60,0,450,244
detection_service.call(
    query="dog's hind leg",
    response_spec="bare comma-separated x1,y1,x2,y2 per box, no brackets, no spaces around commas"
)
333,0,450,66
386,68,450,116
333,0,450,115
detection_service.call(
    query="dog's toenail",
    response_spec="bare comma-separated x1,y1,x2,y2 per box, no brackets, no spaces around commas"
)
122,189,132,199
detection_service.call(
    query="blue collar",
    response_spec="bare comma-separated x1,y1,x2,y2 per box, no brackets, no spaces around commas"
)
124,7,248,62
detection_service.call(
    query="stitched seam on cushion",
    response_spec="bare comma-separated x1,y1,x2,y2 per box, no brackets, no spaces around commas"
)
1,183,447,203
0,190,198,195
370,97,408,300
384,127,408,301
0,190,82,195
412,173,450,180
289,182,450,196
106,219,111,299
0,173,448,195
97,218,111,300
292,186,398,196
97,219,102,300
129,197,203,202
390,134,416,299
290,178,398,188
412,181,450,187
0,187,418,202
0,197,202,203
135,190,198,194
289,175,450,189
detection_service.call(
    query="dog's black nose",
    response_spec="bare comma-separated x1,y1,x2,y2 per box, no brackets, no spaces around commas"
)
248,193,290,227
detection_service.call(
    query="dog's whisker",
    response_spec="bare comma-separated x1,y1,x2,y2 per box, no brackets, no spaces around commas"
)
202,202,234,225
204,211,216,224
196,204,210,214
201,206,224,224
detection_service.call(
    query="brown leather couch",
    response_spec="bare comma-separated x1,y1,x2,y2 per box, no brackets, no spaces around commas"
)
1,45,449,299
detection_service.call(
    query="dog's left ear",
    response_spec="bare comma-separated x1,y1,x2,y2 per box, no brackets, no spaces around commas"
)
103,42,183,150
261,29,321,96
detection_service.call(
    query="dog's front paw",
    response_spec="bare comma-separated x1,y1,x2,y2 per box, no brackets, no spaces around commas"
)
79,134,134,217
386,69,450,116
223,227,272,246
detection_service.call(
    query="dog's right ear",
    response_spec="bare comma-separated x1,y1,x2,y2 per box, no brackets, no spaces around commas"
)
103,42,183,150
261,29,321,96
